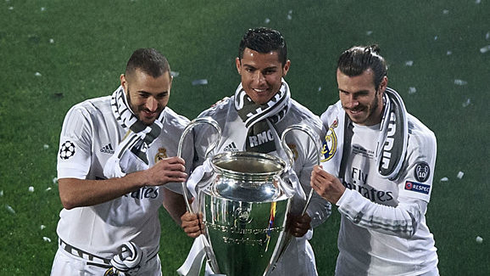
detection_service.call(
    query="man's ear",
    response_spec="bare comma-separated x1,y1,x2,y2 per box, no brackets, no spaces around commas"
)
282,60,291,77
235,57,242,74
379,76,388,93
120,74,127,90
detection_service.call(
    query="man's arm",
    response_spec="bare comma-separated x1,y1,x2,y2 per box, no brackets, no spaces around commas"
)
59,157,187,209
162,188,187,226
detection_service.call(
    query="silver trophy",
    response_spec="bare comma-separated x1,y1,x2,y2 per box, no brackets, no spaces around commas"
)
178,119,320,276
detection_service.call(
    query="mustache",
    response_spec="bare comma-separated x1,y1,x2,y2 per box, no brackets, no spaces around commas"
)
342,105,365,111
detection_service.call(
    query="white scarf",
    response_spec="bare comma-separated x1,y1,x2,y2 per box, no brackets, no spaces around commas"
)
321,87,408,180
103,86,165,178
235,80,291,153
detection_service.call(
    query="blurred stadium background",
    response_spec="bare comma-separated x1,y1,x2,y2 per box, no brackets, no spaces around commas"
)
0,0,488,274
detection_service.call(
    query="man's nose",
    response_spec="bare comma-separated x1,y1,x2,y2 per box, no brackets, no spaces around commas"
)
344,94,359,109
253,71,266,84
146,97,158,111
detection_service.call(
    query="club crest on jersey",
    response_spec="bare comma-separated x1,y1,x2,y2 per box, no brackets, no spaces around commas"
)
155,147,167,162
405,181,430,195
321,118,338,162
414,162,430,182
59,141,76,160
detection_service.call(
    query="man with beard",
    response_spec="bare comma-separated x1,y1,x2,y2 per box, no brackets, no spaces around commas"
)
311,45,439,275
51,48,192,275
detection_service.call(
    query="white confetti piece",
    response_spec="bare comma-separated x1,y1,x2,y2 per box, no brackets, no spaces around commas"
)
476,0,481,4
287,14,292,20
366,31,373,36
408,87,417,94
454,79,467,85
440,177,449,182
45,187,52,192
40,225,46,230
486,32,490,40
49,38,55,44
447,51,452,55
442,9,449,14
192,79,208,86
457,171,464,179
405,61,414,66
434,36,438,40
43,237,52,243
318,87,322,92
5,205,15,214
40,7,45,11
28,186,34,192
34,72,42,77
264,18,270,24
480,45,490,54
476,236,483,243
170,71,179,77
0,190,3,196
43,144,49,149
52,177,58,184
462,98,471,107
8,6,13,10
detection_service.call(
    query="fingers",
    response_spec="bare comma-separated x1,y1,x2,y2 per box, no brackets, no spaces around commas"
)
147,157,188,185
181,212,204,238
287,214,311,237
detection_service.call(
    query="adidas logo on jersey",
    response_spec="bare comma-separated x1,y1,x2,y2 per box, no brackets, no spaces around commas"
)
223,142,238,152
100,143,114,154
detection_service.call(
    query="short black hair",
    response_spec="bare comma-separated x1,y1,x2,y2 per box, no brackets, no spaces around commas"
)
337,45,387,89
125,48,170,78
238,27,288,66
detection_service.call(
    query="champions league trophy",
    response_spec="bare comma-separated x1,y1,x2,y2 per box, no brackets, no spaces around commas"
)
178,118,321,276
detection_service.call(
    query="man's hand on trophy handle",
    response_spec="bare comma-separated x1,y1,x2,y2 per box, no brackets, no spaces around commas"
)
287,213,312,237
181,212,204,238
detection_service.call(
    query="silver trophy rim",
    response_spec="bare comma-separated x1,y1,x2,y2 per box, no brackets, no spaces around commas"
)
211,151,287,178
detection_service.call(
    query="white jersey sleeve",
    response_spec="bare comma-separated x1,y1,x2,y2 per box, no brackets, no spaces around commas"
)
336,114,437,238
58,99,109,180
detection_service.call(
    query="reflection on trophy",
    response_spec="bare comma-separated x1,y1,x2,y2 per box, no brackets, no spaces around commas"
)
178,118,321,276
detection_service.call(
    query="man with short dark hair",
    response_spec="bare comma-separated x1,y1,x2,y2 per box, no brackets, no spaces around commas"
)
311,45,439,275
51,48,192,275
181,27,331,276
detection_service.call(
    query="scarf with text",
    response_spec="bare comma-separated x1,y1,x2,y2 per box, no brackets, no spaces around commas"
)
103,86,165,178
234,80,291,153
320,87,408,180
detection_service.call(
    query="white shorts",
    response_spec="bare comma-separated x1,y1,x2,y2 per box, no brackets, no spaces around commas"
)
50,247,162,276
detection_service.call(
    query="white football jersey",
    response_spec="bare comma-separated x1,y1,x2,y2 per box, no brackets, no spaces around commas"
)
56,95,191,260
323,112,439,275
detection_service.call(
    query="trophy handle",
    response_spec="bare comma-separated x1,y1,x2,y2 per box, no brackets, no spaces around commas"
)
280,124,321,215
177,117,221,213
266,125,322,275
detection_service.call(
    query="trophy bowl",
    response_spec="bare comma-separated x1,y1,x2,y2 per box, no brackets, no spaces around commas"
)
199,151,293,276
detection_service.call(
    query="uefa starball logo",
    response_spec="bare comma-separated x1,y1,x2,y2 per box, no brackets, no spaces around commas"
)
59,141,76,160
